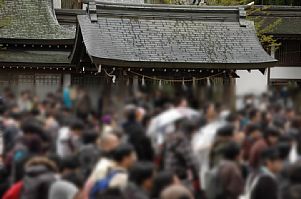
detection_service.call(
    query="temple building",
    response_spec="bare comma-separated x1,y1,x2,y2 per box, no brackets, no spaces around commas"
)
0,0,75,97
1,0,291,106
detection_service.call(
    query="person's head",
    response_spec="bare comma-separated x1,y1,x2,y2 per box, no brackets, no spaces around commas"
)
249,108,261,123
124,105,137,122
82,130,98,145
111,143,137,169
99,133,120,153
179,118,200,136
21,118,45,137
264,127,280,146
69,118,84,137
204,103,216,121
129,162,155,192
216,124,235,138
60,155,80,174
174,97,188,108
151,171,180,198
160,184,194,199
136,107,146,122
226,112,240,131
277,142,291,161
261,148,283,174
222,141,241,162
245,124,262,140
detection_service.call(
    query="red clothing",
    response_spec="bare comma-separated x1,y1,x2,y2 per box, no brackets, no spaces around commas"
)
3,181,23,199
249,139,268,169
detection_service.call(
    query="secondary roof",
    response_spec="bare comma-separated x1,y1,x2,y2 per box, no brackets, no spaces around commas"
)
72,1,277,69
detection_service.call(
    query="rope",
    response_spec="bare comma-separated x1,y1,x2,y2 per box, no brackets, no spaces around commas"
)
127,70,225,83
104,69,116,83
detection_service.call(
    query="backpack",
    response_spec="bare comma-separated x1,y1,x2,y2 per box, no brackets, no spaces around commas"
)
205,164,223,199
89,170,121,199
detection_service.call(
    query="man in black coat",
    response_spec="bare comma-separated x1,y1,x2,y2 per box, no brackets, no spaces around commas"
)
123,107,154,162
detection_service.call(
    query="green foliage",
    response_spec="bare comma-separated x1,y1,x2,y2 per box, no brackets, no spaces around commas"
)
205,1,282,52
162,0,188,4
206,0,250,5
254,0,300,6
247,6,282,51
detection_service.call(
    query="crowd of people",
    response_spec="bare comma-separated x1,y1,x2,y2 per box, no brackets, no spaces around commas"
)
0,86,301,199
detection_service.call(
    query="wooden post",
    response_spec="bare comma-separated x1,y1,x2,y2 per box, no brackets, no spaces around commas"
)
269,45,276,88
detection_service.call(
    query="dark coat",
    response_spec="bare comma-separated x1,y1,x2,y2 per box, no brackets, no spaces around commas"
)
251,175,278,199
123,121,154,161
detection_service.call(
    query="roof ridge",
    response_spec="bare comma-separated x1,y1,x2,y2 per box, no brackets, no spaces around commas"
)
88,2,244,22
93,1,241,10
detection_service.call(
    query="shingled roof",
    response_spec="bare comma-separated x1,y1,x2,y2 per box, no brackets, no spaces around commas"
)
0,0,74,41
0,0,75,67
72,1,276,69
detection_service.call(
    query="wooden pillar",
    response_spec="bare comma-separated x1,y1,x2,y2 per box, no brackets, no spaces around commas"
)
268,45,276,88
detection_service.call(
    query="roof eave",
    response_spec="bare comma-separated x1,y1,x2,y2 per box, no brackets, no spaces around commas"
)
90,56,277,69
0,38,74,46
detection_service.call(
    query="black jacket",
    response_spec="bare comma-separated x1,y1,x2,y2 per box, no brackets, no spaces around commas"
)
251,175,278,199
123,121,154,161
